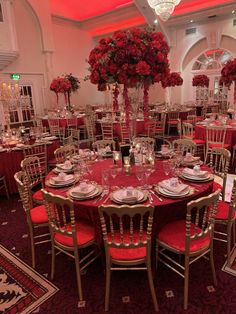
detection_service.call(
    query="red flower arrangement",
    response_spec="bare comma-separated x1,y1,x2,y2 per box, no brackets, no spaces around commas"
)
161,72,183,88
87,28,170,123
50,74,80,111
192,75,209,87
220,58,236,87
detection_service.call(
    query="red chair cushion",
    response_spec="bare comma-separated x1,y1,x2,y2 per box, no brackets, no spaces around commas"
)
108,231,147,261
209,143,230,149
157,220,210,253
30,205,48,224
196,116,204,121
33,190,43,203
213,181,222,192
54,221,95,247
215,201,236,220
168,120,179,124
193,138,205,145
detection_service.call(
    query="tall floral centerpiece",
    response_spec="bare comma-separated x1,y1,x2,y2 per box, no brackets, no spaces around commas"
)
220,58,236,106
87,28,170,126
192,74,209,105
192,74,209,88
161,72,183,105
50,74,80,112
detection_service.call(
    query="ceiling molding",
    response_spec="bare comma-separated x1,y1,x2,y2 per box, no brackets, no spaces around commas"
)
0,51,19,70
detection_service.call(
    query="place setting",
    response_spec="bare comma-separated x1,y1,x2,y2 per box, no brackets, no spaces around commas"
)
154,177,193,199
68,181,103,200
179,165,214,182
180,152,203,167
53,160,75,174
110,186,148,204
45,172,78,188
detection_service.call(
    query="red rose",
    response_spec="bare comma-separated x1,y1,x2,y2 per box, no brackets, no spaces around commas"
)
136,61,151,76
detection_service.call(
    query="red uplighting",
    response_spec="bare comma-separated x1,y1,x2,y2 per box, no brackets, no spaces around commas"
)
50,0,133,21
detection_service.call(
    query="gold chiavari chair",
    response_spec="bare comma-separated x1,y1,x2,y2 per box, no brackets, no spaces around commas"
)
205,126,230,164
182,122,205,158
23,143,47,177
156,190,220,310
120,122,131,144
167,111,180,135
92,139,115,152
14,171,50,268
54,144,75,164
42,190,100,301
21,155,45,205
133,137,155,150
172,138,197,155
214,177,236,265
155,112,166,138
98,204,158,312
48,118,60,136
101,122,114,140
0,175,9,199
209,147,231,200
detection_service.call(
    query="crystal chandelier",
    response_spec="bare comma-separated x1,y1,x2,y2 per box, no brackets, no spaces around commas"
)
147,0,181,22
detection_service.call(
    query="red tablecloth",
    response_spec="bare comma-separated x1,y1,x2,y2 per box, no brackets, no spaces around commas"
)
195,124,236,146
0,140,60,194
45,159,213,244
42,117,85,128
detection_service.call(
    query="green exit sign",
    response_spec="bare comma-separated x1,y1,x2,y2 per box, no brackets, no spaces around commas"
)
10,73,20,80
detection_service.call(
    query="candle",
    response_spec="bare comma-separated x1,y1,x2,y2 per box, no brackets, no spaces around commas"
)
123,156,130,166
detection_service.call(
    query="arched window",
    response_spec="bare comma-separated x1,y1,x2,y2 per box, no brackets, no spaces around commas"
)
192,49,232,71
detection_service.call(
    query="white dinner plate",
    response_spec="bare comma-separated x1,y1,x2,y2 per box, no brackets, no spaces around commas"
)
111,189,146,204
180,173,213,182
46,177,76,187
68,185,102,200
155,186,192,198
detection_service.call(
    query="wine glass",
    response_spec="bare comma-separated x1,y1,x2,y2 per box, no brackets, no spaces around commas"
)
136,166,145,188
163,160,171,177
144,166,153,189
102,169,110,192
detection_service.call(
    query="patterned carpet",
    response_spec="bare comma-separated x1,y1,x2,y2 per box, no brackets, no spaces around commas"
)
0,194,236,314
0,244,58,314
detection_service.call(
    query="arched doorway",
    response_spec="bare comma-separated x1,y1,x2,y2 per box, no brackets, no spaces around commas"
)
192,49,234,105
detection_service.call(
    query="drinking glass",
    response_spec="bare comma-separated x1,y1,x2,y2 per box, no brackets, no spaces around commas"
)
102,169,110,191
144,166,153,189
163,160,171,176
136,166,145,188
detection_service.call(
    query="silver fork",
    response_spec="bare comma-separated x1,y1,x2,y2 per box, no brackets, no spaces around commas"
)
149,189,163,202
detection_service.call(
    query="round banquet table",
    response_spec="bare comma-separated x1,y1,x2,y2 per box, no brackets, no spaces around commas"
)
0,140,59,194
42,116,85,128
45,159,213,244
195,123,236,146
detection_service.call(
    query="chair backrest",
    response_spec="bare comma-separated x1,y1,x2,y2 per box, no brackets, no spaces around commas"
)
167,111,179,120
54,144,75,163
42,189,76,241
133,137,155,149
85,116,95,143
209,147,231,200
146,120,157,138
227,178,236,222
93,140,115,152
23,143,47,176
21,155,44,189
182,122,194,139
101,122,114,140
206,126,227,147
172,138,196,155
98,204,154,252
66,118,77,128
185,189,220,254
14,171,33,212
48,119,60,136
120,122,131,143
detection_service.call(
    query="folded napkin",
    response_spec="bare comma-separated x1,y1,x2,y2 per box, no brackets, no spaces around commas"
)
183,168,208,178
56,163,73,170
52,174,74,184
121,195,138,203
159,179,188,194
71,185,96,197
42,136,57,141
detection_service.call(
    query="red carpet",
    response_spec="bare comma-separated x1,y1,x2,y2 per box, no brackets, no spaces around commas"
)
0,245,58,314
